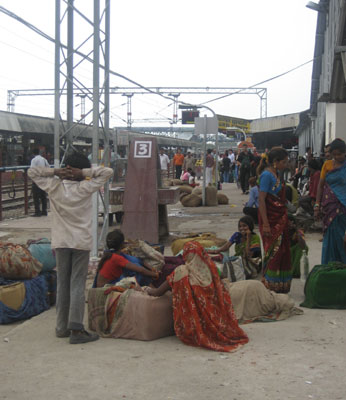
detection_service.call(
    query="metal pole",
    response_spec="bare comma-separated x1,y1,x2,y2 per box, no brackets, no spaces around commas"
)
91,0,100,257
215,129,219,188
0,171,2,221
67,0,74,146
23,170,28,216
202,114,207,206
99,0,111,246
54,0,60,167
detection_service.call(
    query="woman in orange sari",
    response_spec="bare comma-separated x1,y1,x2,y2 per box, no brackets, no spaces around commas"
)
147,241,248,352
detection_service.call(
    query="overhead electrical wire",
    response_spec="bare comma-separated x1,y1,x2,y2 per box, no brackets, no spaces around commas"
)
200,59,314,106
0,4,314,116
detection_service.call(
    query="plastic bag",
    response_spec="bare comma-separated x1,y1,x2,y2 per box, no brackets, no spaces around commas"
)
222,256,246,282
300,250,309,282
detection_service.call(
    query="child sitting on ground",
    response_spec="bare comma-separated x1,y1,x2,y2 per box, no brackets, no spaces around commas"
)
94,230,159,288
209,216,262,278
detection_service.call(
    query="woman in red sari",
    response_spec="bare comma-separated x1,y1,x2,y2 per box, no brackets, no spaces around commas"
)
147,241,248,352
258,147,291,293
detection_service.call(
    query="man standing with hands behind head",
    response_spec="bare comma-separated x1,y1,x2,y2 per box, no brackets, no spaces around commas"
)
28,151,113,344
30,148,49,216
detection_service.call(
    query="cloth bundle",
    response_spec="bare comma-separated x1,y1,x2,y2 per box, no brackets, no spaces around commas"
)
171,233,227,256
123,240,165,271
0,242,42,279
27,238,56,272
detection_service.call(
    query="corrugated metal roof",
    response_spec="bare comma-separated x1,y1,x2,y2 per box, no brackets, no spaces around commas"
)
0,111,22,131
250,113,299,133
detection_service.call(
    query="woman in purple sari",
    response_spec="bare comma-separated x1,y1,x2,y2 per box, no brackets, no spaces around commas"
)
315,139,346,264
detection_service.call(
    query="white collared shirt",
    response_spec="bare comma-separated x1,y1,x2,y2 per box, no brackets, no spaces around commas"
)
30,155,49,168
28,166,113,250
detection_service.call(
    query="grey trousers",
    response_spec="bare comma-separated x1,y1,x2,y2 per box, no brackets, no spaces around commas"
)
55,248,90,332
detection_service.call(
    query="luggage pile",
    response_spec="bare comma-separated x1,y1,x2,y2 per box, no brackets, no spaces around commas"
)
0,239,56,324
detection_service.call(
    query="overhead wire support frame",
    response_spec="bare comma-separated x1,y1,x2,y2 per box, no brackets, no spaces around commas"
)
7,86,268,119
54,0,111,257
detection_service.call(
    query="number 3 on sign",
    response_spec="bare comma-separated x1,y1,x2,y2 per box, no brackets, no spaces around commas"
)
134,141,152,158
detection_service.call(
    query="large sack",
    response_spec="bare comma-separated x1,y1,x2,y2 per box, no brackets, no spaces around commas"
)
217,193,229,204
300,262,346,309
181,194,202,207
0,282,26,310
88,288,174,341
27,238,56,272
205,185,218,206
192,187,202,196
179,192,188,201
171,233,227,255
0,274,50,324
171,179,183,186
179,185,193,194
0,242,42,279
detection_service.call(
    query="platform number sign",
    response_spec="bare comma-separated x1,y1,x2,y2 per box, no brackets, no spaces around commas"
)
134,140,152,158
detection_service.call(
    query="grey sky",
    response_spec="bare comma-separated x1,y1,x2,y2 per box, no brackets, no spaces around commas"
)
0,0,318,125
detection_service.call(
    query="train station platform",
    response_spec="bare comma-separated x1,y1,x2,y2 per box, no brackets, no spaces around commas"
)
0,182,345,400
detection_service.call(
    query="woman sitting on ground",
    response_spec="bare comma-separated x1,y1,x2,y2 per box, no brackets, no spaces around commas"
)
209,216,262,276
146,241,249,352
144,241,301,348
94,230,158,288
181,167,192,183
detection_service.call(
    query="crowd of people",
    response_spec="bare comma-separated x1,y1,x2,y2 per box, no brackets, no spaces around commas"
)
27,137,346,351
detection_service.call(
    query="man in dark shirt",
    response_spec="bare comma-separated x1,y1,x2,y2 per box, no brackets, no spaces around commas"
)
237,144,255,194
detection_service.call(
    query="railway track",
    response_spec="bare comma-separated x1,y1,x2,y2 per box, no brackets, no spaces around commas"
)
1,183,34,216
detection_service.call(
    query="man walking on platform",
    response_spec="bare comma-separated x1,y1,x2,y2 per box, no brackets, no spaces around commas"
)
228,149,235,182
30,148,49,216
173,148,184,179
205,149,215,185
237,144,254,194
183,151,195,173
159,148,170,178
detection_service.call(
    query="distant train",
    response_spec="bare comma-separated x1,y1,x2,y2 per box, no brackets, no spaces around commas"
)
0,110,200,166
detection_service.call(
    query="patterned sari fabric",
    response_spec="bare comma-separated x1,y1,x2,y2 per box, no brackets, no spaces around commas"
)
258,188,292,293
321,162,346,264
167,241,248,352
88,278,135,337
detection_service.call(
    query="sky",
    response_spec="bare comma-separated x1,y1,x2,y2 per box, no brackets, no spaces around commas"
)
0,0,318,127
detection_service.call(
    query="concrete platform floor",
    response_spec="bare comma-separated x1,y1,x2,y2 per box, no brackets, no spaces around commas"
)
0,182,345,400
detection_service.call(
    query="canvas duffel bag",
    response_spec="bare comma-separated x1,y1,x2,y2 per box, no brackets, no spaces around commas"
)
300,262,346,309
